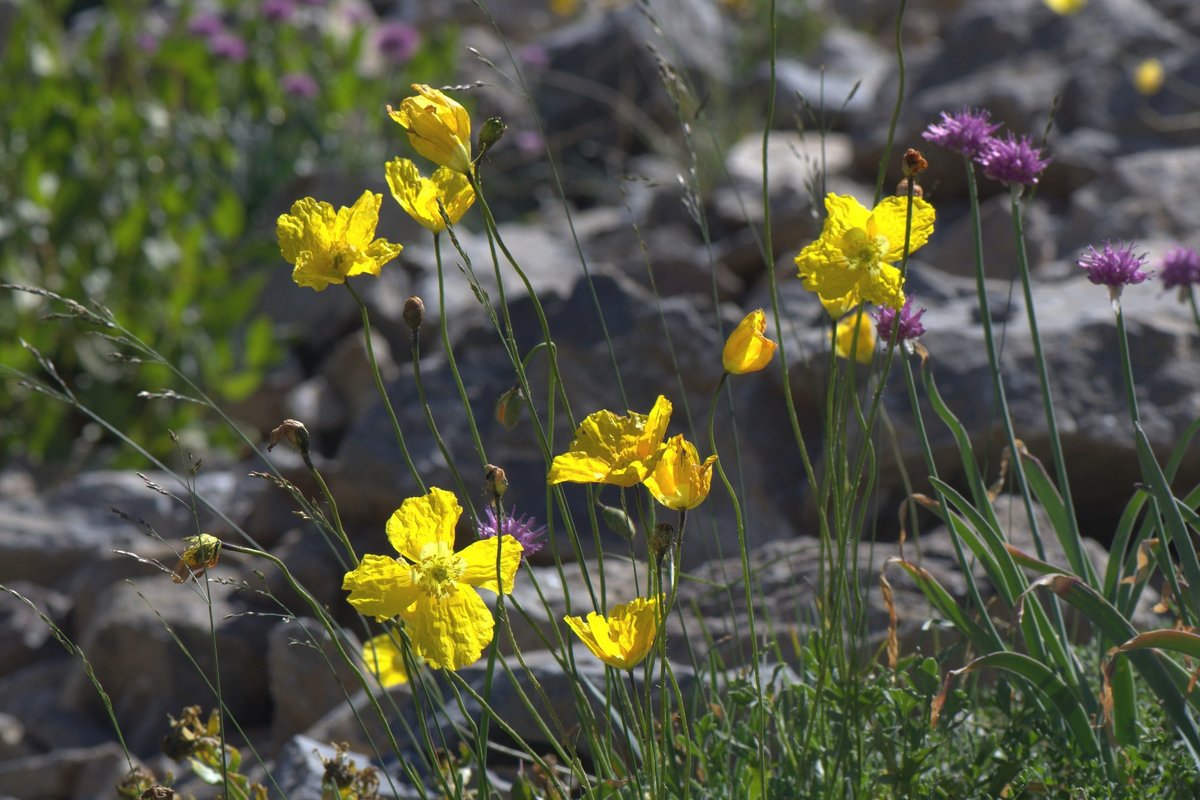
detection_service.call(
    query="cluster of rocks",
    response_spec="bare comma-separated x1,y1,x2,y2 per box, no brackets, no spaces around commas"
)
5,0,1200,796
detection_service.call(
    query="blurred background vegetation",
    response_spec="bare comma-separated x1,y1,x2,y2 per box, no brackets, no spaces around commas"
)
0,0,456,470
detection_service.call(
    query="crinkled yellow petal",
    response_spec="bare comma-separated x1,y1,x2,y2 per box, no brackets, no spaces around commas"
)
722,309,777,374
290,250,342,292
822,193,871,240
362,633,410,687
277,197,335,266
795,237,860,305
642,395,672,458
860,262,905,311
833,311,877,365
342,190,383,251
365,238,404,272
457,534,523,594
389,84,473,175
547,396,672,487
343,554,419,620
564,595,660,670
871,196,935,262
385,158,474,233
430,167,475,226
547,451,623,485
386,487,461,560
644,435,717,511
401,583,493,670
277,192,401,292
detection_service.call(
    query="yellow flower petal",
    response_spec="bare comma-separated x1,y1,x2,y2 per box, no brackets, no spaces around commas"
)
362,633,410,687
833,311,877,365
402,583,494,670
457,534,523,594
1043,0,1085,14
548,396,673,487
386,487,461,560
276,191,402,292
871,196,935,263
644,435,717,511
722,308,777,374
385,158,475,233
564,596,660,670
343,554,419,620
388,84,473,175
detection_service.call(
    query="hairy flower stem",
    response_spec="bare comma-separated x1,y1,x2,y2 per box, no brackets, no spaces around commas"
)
345,281,426,493
1009,189,1095,584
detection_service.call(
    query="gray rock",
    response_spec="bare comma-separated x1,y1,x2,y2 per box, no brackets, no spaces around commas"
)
0,742,138,800
921,193,1057,280
268,618,365,745
270,735,419,800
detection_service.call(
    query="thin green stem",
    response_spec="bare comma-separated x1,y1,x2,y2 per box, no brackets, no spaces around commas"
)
434,233,489,467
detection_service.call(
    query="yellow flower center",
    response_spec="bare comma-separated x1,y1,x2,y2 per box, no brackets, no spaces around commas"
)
410,542,465,599
842,228,887,272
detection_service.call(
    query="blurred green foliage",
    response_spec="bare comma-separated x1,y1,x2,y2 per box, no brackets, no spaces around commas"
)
0,0,455,468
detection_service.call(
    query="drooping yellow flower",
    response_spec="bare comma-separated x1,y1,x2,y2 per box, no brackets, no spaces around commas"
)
547,395,673,487
644,435,717,511
361,633,410,687
1043,0,1086,14
276,190,403,292
342,487,523,671
388,84,473,175
1133,59,1164,96
722,309,777,375
833,310,877,365
794,194,935,314
564,596,660,670
385,157,475,233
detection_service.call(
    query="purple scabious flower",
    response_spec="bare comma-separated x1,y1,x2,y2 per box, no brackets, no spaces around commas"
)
874,297,927,344
1078,240,1150,290
208,31,249,62
978,133,1051,187
478,507,546,559
281,72,319,99
187,12,225,37
1160,246,1200,290
261,0,296,23
375,21,421,64
921,107,1001,159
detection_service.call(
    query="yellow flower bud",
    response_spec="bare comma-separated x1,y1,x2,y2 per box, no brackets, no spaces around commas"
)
388,84,473,175
1133,59,1164,97
643,435,717,511
722,309,777,375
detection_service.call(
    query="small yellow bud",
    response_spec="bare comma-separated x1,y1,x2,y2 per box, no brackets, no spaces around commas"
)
1133,58,1164,97
172,534,222,584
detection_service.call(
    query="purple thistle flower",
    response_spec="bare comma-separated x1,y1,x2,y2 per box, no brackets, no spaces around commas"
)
874,297,927,344
478,507,546,559
978,133,1051,187
921,107,1001,159
281,72,319,99
1078,240,1150,290
1160,246,1200,291
261,0,296,23
208,31,249,62
375,21,421,64
187,13,225,37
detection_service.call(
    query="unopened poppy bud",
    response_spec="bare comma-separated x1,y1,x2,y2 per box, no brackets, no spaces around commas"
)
478,116,508,157
494,384,525,429
403,295,425,331
649,522,674,561
597,501,636,541
172,533,222,583
902,148,928,177
484,464,508,499
268,419,310,456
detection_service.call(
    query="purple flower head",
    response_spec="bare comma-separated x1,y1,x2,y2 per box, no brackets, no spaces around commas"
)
477,507,546,560
375,21,420,64
921,107,1001,159
188,12,225,37
281,72,319,99
874,297,927,344
1160,246,1200,291
978,133,1051,187
208,31,249,62
261,0,296,23
1078,240,1150,289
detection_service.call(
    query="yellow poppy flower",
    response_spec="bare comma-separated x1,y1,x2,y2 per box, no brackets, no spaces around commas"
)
361,633,410,687
833,311,877,365
644,435,717,511
342,487,523,671
276,190,403,292
385,157,475,233
564,595,660,670
1043,0,1085,14
547,395,673,487
388,84,473,175
722,308,777,374
1133,59,1164,96
794,193,935,313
